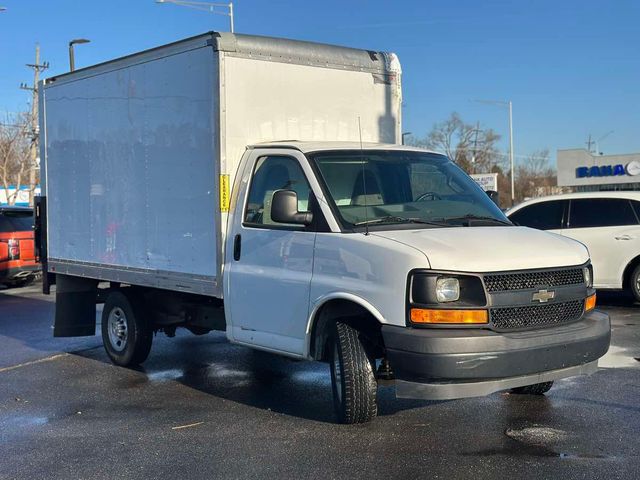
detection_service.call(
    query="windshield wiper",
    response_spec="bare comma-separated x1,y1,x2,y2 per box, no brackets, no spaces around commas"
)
442,214,512,226
355,216,449,227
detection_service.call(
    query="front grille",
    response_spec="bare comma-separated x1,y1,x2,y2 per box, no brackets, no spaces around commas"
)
490,300,584,331
484,268,584,292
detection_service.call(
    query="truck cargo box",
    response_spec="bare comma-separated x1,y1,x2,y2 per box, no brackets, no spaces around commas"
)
40,32,402,297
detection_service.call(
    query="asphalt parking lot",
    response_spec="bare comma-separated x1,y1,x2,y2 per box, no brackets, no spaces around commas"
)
1,283,639,480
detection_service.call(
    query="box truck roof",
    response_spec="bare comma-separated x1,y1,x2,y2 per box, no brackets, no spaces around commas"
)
45,31,401,85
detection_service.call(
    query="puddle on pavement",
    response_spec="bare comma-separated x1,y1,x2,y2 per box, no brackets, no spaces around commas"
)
598,345,639,368
505,426,567,444
3,415,49,428
497,424,611,460
291,369,331,385
146,368,184,382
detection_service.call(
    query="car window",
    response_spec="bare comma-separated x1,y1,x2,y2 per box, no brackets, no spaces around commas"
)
0,211,33,233
569,199,638,228
508,201,565,230
244,155,311,227
630,200,640,221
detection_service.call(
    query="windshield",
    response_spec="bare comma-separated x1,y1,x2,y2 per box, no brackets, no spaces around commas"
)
311,150,509,229
0,210,33,233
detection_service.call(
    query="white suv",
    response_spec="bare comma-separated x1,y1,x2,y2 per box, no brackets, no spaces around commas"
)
507,192,640,300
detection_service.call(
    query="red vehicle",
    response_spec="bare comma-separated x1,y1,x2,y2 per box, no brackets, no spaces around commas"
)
0,206,40,287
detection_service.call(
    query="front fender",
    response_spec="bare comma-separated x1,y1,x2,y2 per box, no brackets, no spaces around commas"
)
304,292,386,358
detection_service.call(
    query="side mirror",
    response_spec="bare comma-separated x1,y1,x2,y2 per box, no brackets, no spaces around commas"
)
486,190,500,207
271,190,313,226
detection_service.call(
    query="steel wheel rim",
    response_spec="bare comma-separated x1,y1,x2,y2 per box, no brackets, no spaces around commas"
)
107,307,128,352
333,343,343,404
635,275,640,294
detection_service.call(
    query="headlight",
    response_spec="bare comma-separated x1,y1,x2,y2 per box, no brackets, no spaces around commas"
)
583,266,592,288
436,277,460,302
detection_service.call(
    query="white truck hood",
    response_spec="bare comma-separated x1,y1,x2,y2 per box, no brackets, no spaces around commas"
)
372,226,589,272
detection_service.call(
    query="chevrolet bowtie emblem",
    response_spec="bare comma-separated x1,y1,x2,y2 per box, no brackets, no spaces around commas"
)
532,289,555,303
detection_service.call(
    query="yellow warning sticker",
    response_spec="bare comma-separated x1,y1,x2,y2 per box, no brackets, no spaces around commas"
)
219,174,230,213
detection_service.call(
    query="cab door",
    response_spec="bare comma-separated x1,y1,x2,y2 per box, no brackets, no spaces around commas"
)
224,149,320,356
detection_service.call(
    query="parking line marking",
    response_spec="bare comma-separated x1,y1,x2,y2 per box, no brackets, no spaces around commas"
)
0,353,69,373
171,422,204,430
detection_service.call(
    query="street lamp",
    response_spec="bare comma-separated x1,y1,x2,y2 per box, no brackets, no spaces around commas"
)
596,130,614,155
155,0,234,32
69,38,91,71
474,99,515,204
401,132,412,145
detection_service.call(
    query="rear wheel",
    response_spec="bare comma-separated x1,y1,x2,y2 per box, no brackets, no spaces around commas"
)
629,264,640,303
330,321,378,424
4,276,34,288
510,381,554,395
101,290,153,367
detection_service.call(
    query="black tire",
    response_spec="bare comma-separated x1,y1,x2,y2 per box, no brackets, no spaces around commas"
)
330,321,378,424
629,264,640,303
101,290,153,367
4,276,34,288
510,381,554,395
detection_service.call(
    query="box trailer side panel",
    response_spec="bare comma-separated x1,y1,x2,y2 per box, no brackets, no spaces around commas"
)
43,46,219,295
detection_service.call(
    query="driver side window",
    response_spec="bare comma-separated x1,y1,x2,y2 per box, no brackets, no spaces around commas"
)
244,155,311,226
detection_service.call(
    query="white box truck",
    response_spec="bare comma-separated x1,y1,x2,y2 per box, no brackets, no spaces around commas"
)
37,32,610,424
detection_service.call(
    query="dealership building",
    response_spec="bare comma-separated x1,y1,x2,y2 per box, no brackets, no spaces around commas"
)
557,149,640,191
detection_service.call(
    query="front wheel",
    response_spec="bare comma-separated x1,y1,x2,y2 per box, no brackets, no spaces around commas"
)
101,290,153,367
330,321,378,424
510,381,554,395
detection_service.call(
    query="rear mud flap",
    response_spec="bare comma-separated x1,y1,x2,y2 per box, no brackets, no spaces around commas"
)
54,274,98,337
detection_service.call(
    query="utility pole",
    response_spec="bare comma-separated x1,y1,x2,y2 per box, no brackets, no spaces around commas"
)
473,99,515,204
586,134,594,153
20,43,49,206
471,121,480,174
508,100,514,204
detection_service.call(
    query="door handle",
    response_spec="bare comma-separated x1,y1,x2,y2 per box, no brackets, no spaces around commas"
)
233,234,242,261
615,234,633,240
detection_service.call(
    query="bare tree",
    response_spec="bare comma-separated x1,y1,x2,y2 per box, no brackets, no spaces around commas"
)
413,112,502,173
515,149,556,201
0,112,32,205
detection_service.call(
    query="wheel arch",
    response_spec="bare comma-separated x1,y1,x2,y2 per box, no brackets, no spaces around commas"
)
306,293,386,361
622,254,640,290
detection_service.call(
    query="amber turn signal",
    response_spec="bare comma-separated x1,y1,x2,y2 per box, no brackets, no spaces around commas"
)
585,293,596,312
410,308,488,324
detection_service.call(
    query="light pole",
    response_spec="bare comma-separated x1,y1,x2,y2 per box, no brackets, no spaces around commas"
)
595,130,614,155
69,38,91,71
401,132,412,145
155,0,234,32
475,99,515,204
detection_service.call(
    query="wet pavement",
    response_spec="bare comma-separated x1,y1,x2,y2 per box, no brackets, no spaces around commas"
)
1,283,639,479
